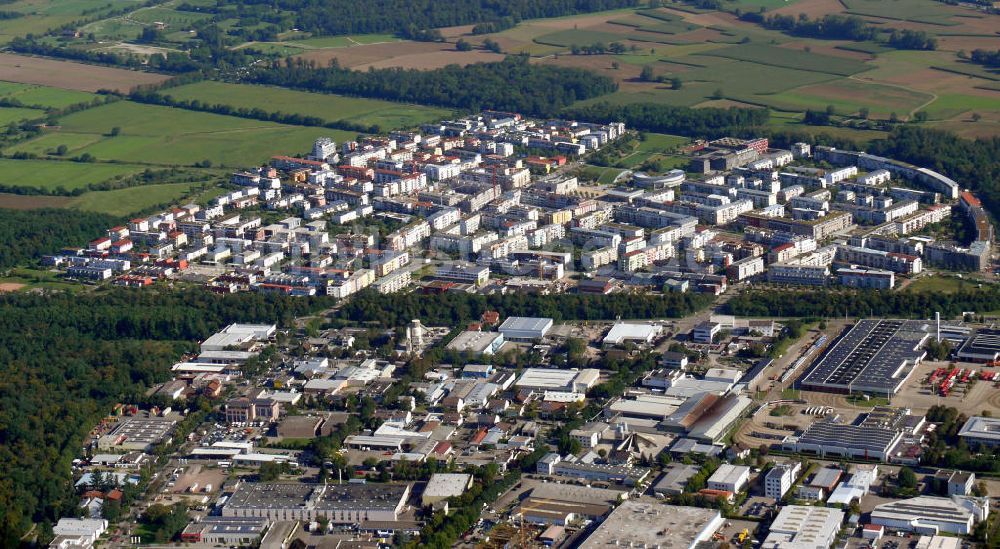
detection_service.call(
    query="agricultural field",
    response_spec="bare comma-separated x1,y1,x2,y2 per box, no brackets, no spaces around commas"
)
0,0,143,44
0,81,98,109
0,158,149,192
161,81,453,131
0,106,46,125
25,101,361,168
0,53,168,92
67,182,217,217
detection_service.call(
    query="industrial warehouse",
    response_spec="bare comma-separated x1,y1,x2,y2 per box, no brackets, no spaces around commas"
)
221,482,411,523
798,319,932,396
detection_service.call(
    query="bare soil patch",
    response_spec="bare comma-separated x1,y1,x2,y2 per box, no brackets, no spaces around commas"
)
298,41,453,68
0,193,73,209
0,283,25,292
0,53,168,92
356,50,505,70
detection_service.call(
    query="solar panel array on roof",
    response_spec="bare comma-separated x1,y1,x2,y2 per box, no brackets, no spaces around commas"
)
799,320,929,394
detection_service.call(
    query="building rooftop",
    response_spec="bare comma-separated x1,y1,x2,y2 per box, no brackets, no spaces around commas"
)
799,319,929,394
422,473,472,500
764,505,844,549
708,463,750,487
224,482,409,513
603,322,662,345
958,416,1000,442
498,316,553,336
579,502,722,549
446,331,502,354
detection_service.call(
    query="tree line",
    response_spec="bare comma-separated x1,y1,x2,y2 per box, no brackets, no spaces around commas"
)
335,288,713,327
206,0,640,38
742,13,877,41
248,55,618,118
723,286,1000,318
561,101,770,138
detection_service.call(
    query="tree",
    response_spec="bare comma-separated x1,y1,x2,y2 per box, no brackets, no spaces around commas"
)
670,77,682,90
482,38,501,53
108,126,121,137
858,107,869,120
889,112,899,123
640,65,655,82
897,466,918,489
913,111,929,123
455,39,471,51
55,144,68,156
971,113,982,122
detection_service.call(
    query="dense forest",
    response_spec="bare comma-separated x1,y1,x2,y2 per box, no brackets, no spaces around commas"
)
0,209,118,269
248,56,618,117
0,290,335,546
180,0,641,37
335,289,713,327
723,287,1000,318
560,101,770,138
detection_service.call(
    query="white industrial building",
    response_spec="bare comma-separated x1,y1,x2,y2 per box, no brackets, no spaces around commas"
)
763,506,844,549
869,496,988,535
579,502,723,549
446,331,505,356
515,368,599,393
421,473,473,505
707,464,751,493
602,322,663,346
498,316,553,341
958,416,1000,447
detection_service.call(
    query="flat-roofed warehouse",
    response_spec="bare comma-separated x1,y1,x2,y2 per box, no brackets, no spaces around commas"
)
421,473,472,505
603,322,663,346
799,319,930,396
517,483,627,526
445,331,504,356
222,482,410,523
870,495,986,535
787,420,903,461
498,316,553,341
763,505,844,549
956,329,1000,363
515,368,600,393
578,502,723,549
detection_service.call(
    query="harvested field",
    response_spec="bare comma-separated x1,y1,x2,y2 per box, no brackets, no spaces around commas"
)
0,283,25,292
356,50,505,71
297,41,452,68
0,53,168,92
0,193,73,209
